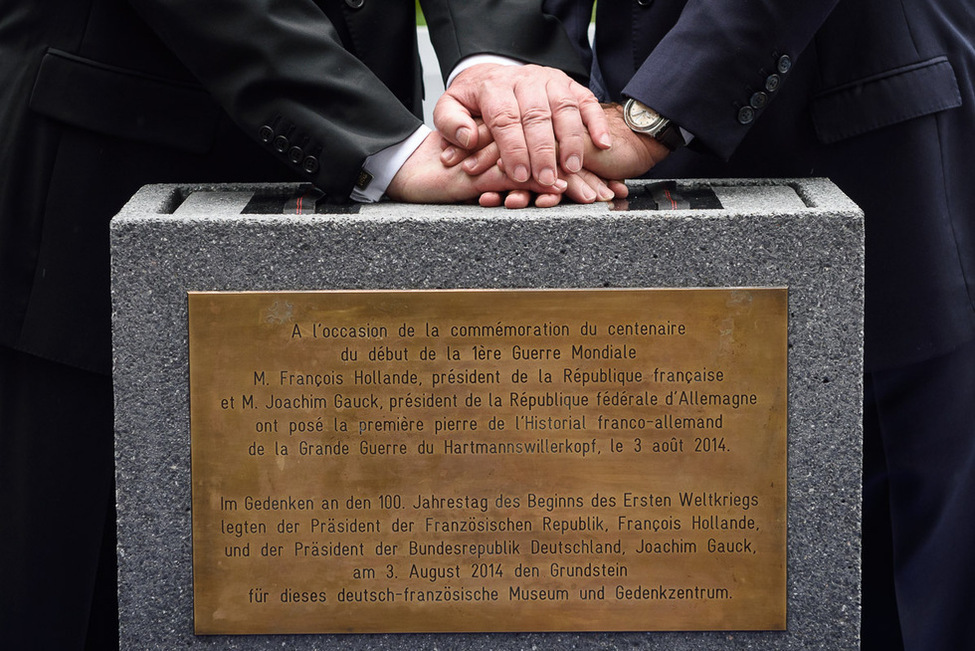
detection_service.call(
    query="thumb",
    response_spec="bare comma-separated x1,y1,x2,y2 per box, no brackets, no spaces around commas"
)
433,93,479,150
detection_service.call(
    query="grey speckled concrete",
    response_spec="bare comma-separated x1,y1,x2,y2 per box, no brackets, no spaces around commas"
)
111,178,863,650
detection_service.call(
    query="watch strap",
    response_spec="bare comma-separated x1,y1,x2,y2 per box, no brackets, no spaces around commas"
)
654,121,685,151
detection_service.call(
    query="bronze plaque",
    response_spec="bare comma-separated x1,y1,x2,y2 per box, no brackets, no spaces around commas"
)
188,288,788,634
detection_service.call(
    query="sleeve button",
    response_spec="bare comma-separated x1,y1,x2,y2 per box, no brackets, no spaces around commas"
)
302,156,320,174
737,106,756,125
777,55,793,74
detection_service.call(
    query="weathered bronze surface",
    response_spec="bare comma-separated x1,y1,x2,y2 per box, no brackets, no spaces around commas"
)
188,288,788,635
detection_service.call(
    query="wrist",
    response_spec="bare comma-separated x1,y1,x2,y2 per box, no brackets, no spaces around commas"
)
610,103,665,172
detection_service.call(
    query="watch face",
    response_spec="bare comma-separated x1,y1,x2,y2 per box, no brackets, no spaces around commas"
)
626,101,665,132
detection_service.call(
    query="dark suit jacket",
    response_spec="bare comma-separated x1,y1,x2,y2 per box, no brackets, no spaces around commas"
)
545,0,975,371
0,0,585,374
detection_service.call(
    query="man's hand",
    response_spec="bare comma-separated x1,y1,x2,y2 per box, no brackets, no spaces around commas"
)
438,118,627,207
439,102,667,207
434,63,612,188
386,130,570,207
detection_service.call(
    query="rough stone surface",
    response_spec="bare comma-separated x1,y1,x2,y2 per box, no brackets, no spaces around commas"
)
112,178,864,649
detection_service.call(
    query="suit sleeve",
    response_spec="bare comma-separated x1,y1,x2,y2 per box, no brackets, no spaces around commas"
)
125,0,423,198
421,0,589,84
541,0,596,74
624,0,841,159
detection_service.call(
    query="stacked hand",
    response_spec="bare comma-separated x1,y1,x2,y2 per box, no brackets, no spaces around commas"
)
436,63,611,188
386,127,576,207
413,63,672,207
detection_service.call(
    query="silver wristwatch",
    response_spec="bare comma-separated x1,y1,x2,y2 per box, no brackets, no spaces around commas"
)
622,98,685,150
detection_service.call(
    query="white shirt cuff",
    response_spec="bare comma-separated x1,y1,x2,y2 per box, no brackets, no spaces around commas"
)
350,125,432,203
446,54,523,88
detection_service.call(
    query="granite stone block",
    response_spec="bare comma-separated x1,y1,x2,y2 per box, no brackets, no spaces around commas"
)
111,178,864,649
